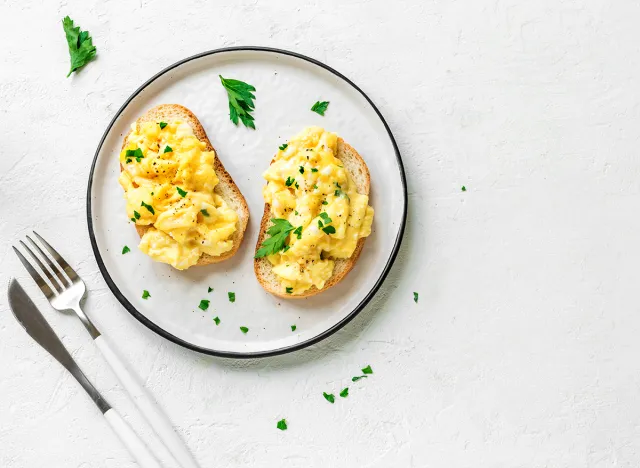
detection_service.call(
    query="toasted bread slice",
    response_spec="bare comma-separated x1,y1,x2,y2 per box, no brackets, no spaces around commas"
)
254,139,371,298
121,104,249,266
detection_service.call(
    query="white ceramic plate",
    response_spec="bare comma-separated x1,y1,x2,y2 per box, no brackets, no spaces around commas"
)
87,47,406,358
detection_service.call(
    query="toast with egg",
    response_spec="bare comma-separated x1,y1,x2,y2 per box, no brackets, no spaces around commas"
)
121,104,249,266
254,136,372,298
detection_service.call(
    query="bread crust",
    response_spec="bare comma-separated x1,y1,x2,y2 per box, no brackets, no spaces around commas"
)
254,138,371,298
121,104,249,266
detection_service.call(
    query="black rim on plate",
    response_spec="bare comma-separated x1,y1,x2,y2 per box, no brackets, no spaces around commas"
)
86,46,408,358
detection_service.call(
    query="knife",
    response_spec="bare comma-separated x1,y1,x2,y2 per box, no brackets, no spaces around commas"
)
8,279,162,468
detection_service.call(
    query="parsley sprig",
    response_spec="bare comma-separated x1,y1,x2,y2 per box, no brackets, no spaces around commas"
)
311,101,330,116
219,75,256,129
254,219,295,258
62,16,97,77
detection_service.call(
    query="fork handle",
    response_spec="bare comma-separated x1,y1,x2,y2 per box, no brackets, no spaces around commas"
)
95,335,199,468
104,408,162,468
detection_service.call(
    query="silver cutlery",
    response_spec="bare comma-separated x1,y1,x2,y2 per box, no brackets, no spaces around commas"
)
13,232,199,468
8,279,161,468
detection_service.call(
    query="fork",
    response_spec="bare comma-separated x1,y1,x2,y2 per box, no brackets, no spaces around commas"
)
14,232,200,468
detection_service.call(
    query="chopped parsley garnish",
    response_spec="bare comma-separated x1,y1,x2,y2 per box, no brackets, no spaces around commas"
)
286,287,293,294
362,365,373,375
126,148,144,162
163,145,173,153
293,226,302,239
461,185,467,192
313,184,318,189
294,210,299,215
335,189,349,200
228,292,235,303
340,388,349,398
352,375,368,382
62,16,97,77
294,181,299,190
283,245,291,252
318,212,332,224
414,292,419,303
299,166,305,174
285,176,295,187
279,143,288,151
213,316,220,325
335,182,341,189
254,218,295,258
276,419,287,431
176,187,187,197
121,246,130,254
208,287,213,293
198,299,210,311
140,201,155,215
323,392,335,404
159,122,168,129
322,225,336,235
311,168,319,173
142,290,150,299
322,200,328,205
311,101,330,116
133,210,141,220
291,324,297,331
201,209,210,217
219,75,256,129
240,326,249,334
318,220,324,228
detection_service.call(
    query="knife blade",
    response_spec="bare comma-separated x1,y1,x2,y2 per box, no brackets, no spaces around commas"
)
7,279,110,413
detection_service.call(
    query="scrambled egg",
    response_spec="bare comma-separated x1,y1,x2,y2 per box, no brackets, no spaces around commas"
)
118,120,238,270
261,127,374,295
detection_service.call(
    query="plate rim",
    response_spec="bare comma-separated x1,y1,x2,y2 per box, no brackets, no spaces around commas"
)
86,46,408,358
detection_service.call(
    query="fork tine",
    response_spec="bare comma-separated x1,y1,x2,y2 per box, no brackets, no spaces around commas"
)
32,231,79,281
13,246,56,299
19,241,63,293
26,235,71,288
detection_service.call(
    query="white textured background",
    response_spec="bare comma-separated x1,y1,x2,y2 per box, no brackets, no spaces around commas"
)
1,0,639,467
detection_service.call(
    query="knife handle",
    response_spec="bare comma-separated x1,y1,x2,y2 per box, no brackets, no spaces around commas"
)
104,408,162,468
95,334,199,468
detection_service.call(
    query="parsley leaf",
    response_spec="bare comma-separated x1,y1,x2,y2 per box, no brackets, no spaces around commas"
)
286,287,293,294
294,210,299,216
299,166,305,174
276,419,287,431
311,101,330,116
285,176,295,187
319,212,332,224
461,185,467,192
291,324,297,331
323,392,335,404
352,375,368,382
142,290,150,299
228,292,235,303
322,200,328,205
126,148,144,162
293,226,302,239
133,210,141,220
313,184,318,189
240,326,249,334
340,388,349,398
414,292,419,303
208,286,213,293
254,219,295,258
219,75,256,129
140,201,155,215
121,246,130,254
62,16,97,77
279,143,288,151
213,316,221,325
201,209,210,217
311,168,319,173
335,189,349,200
163,145,173,153
322,225,336,235
176,187,187,197
198,299,210,311
159,122,168,129
362,365,373,375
